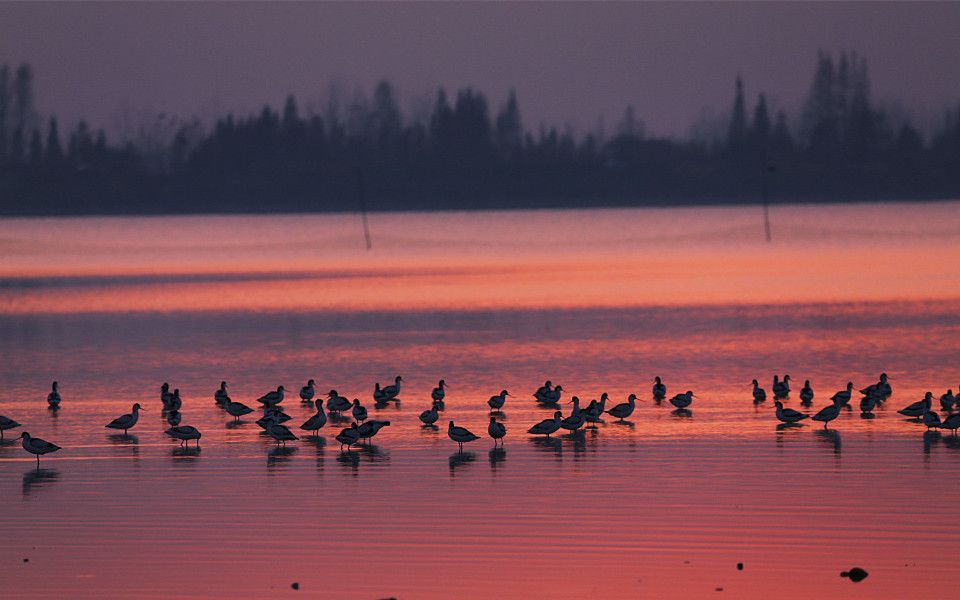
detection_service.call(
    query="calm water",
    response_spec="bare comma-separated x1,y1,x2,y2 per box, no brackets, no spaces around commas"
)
1,202,960,598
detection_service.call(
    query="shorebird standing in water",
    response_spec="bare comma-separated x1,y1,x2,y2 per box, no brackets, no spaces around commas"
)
528,411,562,437
561,397,586,431
669,391,694,409
606,394,638,421
772,374,791,397
300,399,328,433
214,381,230,406
225,398,254,421
898,393,934,419
19,432,60,465
374,376,403,402
419,405,439,425
774,401,808,424
752,380,767,403
0,414,22,439
830,382,854,406
488,417,506,446
652,377,667,401
105,403,143,435
488,390,509,411
812,399,843,428
257,386,285,407
431,380,447,404
447,421,480,451
165,425,202,447
799,380,814,405
299,379,316,403
47,381,62,408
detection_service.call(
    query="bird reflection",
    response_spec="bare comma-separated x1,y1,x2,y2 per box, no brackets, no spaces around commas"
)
171,446,201,458
356,443,389,463
488,447,506,469
337,450,360,472
268,445,297,466
529,436,562,456
107,433,139,445
225,420,251,429
22,468,59,496
449,450,476,474
775,423,804,431
419,424,439,433
814,429,842,454
374,400,401,411
671,408,693,418
611,420,636,430
923,430,941,454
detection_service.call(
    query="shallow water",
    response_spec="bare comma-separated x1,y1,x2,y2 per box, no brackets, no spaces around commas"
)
1,202,959,598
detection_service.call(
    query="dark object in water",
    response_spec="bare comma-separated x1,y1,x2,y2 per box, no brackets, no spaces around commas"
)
291,582,299,590
737,562,743,571
841,567,869,582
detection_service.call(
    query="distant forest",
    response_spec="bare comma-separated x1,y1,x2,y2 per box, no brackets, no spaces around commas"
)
1,50,959,216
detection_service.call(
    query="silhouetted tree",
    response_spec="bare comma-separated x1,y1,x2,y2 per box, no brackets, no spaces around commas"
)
45,117,63,164
727,75,748,153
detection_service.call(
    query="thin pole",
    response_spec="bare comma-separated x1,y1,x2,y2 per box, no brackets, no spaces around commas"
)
357,166,372,251
761,167,771,243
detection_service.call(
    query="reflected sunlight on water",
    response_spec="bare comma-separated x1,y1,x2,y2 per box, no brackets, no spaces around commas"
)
1,202,959,598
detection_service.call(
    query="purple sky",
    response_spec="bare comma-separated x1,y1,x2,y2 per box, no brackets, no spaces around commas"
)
1,1,959,140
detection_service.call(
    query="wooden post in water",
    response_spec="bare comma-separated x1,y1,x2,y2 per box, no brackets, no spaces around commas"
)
357,165,372,251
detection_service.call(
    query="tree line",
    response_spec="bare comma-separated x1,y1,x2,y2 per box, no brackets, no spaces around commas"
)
1,51,959,216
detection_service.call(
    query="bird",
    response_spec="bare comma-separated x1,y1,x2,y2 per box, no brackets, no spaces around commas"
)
528,411,562,437
774,400,808,424
606,394,638,421
46,381,61,408
257,386,285,407
300,400,328,433
166,389,182,412
336,423,360,450
860,394,877,414
799,380,814,405
447,421,480,451
582,393,609,423
214,381,230,406
431,379,447,403
357,419,390,443
812,400,842,428
488,390,509,411
561,397,586,431
941,413,960,435
224,398,254,421
165,425,201,447
256,407,292,429
773,374,791,397
861,373,892,399
19,432,60,465
652,376,667,400
488,417,506,446
922,409,942,430
299,379,316,402
752,380,767,403
351,400,368,424
898,393,934,419
939,390,955,411
166,411,182,427
374,376,403,402
265,422,298,445
669,391,694,409
0,414,22,439
830,382,854,406
419,405,439,425
326,390,352,413
160,382,173,408
533,380,553,403
105,403,143,434
539,385,563,404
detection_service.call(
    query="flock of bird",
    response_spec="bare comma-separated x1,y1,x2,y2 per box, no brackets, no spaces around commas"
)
2,372,959,466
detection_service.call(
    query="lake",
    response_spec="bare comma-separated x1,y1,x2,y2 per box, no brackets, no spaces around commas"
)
1,201,959,598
